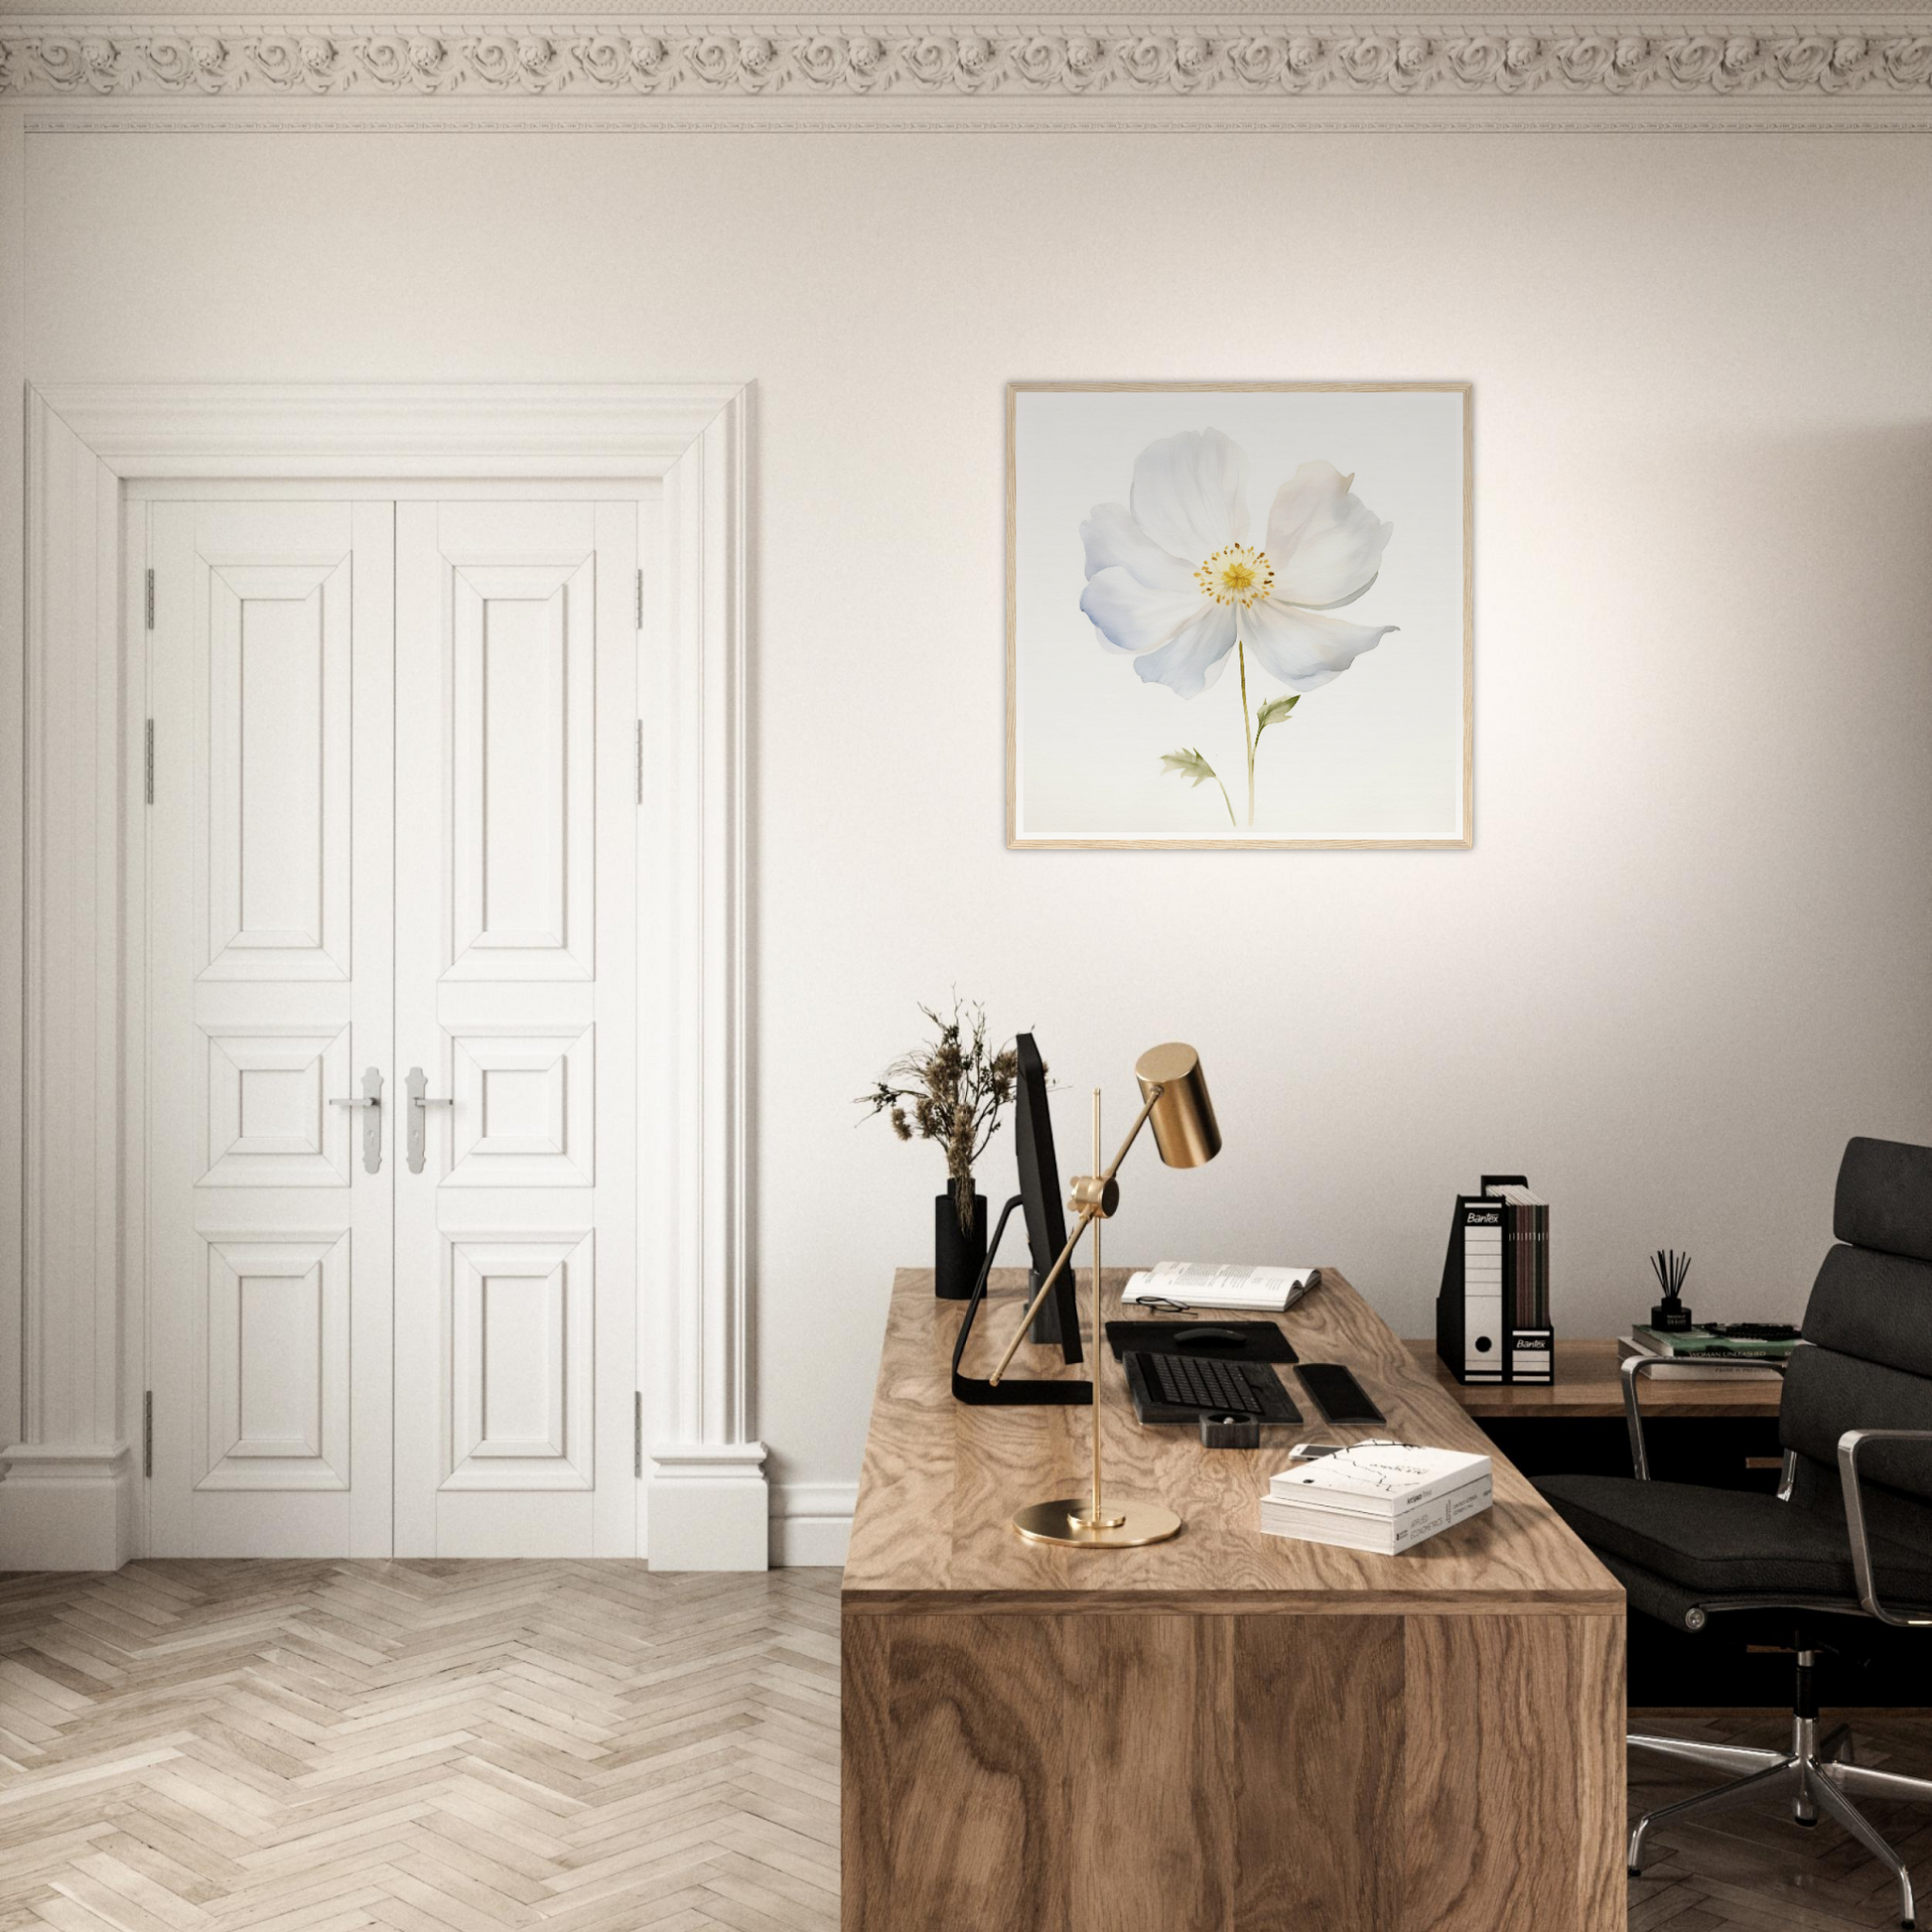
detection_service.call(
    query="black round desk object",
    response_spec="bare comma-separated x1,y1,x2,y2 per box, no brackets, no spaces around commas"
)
1198,1413,1261,1449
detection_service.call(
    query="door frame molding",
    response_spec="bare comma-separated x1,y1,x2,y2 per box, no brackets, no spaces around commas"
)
4,381,763,1570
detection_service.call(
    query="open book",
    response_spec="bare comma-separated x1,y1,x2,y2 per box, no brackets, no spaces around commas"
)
1121,1261,1319,1313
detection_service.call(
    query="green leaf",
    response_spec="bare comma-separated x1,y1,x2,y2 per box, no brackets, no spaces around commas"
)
1159,747,1220,789
1255,694,1301,742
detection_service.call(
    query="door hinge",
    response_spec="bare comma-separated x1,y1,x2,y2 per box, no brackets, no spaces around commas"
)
633,1393,643,1479
635,721,644,806
144,568,155,630
144,720,155,804
635,567,644,631
143,1391,153,1477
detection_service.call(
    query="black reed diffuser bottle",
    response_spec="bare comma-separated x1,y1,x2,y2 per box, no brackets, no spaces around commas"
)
1649,1249,1694,1331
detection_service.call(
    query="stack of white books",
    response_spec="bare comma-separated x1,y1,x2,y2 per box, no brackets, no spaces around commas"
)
1259,1442,1493,1556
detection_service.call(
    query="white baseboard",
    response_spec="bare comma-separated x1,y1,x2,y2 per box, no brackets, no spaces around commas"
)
646,1441,769,1571
0,1443,136,1571
770,1481,855,1568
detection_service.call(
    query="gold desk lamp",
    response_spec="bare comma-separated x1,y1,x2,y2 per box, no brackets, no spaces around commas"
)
986,1042,1221,1550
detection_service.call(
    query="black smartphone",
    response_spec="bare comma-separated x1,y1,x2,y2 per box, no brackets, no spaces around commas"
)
1296,1363,1385,1425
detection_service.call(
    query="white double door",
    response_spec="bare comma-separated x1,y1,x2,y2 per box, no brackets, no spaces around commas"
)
146,494,638,1557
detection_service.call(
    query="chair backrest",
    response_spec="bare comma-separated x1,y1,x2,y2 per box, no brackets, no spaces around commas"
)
1780,1138,1932,1542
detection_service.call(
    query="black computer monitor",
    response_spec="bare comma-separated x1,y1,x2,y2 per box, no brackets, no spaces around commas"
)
1013,1034,1083,1364
948,1032,1090,1405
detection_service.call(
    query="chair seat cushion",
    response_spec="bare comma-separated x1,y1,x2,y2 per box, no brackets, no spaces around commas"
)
1535,1473,1932,1601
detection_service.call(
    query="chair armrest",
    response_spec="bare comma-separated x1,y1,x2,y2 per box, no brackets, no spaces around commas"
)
1621,1351,1788,1481
1838,1429,1932,1627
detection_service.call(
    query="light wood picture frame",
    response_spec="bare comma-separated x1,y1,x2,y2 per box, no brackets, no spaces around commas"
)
1007,381,1472,849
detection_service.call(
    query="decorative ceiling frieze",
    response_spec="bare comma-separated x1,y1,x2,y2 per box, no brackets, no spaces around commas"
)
3,16,1930,121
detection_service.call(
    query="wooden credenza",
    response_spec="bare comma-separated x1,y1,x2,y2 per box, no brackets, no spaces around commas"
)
842,1268,1627,1932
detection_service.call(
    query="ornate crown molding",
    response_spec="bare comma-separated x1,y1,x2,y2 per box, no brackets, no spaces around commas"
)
4,16,1931,119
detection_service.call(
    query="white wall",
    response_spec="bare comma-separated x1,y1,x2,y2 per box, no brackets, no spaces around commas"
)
21,127,1932,1538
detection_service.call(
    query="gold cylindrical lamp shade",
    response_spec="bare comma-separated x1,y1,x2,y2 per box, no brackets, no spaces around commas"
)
1134,1042,1221,1170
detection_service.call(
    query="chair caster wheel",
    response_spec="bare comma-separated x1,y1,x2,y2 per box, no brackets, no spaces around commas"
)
1795,1816,1818,1828
1627,1868,1641,1878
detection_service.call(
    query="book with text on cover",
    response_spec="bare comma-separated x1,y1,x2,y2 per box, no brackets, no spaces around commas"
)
1258,1442,1493,1556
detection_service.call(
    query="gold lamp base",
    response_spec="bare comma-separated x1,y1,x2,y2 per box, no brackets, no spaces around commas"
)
1012,1497,1183,1549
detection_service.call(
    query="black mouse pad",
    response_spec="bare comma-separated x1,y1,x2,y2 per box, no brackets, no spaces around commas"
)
1104,1319,1298,1364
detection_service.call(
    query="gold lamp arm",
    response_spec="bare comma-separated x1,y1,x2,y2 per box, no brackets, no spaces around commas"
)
985,1085,1164,1387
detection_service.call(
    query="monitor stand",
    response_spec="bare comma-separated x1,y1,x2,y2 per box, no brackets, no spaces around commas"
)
950,1195,1092,1407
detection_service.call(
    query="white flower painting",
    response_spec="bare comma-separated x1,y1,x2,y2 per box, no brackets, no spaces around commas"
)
1009,383,1470,849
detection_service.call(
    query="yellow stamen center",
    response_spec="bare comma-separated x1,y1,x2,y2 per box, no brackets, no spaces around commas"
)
1194,544,1275,609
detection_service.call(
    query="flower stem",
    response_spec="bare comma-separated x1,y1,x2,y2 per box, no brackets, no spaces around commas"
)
1237,639,1256,826
1213,773,1236,828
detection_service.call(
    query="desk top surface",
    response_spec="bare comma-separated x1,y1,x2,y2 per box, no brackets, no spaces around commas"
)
843,1268,1621,1615
1408,1337,1785,1419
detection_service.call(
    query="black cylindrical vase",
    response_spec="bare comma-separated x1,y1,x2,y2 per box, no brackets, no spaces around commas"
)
934,1186,988,1300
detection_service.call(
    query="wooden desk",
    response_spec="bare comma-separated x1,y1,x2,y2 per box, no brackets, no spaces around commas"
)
1407,1337,1783,1419
843,1269,1625,1932
1413,1336,1811,1709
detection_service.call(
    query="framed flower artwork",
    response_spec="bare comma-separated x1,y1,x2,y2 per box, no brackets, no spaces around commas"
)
1007,381,1471,849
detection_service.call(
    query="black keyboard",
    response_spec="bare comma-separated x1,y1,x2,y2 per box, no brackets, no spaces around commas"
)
1126,1350,1302,1423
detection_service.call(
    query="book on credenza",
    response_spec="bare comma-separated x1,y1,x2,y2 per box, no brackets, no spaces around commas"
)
1617,1330,1787,1381
1120,1261,1318,1312
1258,1442,1493,1556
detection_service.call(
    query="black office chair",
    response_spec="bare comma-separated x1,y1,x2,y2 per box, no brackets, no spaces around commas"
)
1537,1136,1932,1930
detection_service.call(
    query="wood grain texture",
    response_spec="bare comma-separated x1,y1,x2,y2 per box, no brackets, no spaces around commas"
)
842,1608,1623,1932
1068,1615,1232,1932
1233,1615,1403,1932
1402,1613,1625,1932
885,1615,1069,1932
838,1611,890,1932
1409,1338,1784,1419
844,1269,1621,1612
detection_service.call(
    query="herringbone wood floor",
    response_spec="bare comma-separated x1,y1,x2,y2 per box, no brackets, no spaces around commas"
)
1629,1706,1932,1931
0,1562,840,1932
3,1562,1931,1930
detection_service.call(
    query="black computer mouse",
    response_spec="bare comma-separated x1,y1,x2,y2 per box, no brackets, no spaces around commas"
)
1174,1326,1247,1350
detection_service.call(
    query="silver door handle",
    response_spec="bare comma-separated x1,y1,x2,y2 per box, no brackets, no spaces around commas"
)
404,1065,454,1175
329,1066,384,1174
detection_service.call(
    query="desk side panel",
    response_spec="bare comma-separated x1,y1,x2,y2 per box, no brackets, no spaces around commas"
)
850,1610,1072,1932
1232,1613,1405,1930
1402,1611,1625,1932
842,1603,1623,1932
1068,1613,1235,1932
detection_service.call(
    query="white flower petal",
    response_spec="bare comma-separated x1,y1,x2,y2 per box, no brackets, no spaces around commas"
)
1241,598,1394,693
1129,428,1248,564
1264,461,1394,610
1080,568,1208,656
1133,603,1238,698
1080,502,1195,594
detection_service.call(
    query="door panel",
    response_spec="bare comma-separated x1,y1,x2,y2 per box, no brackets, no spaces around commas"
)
393,501,637,1557
449,564,595,978
148,500,395,1557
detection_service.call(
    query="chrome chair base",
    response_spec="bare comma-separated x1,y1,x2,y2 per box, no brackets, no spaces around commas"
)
1630,1713,1932,1928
